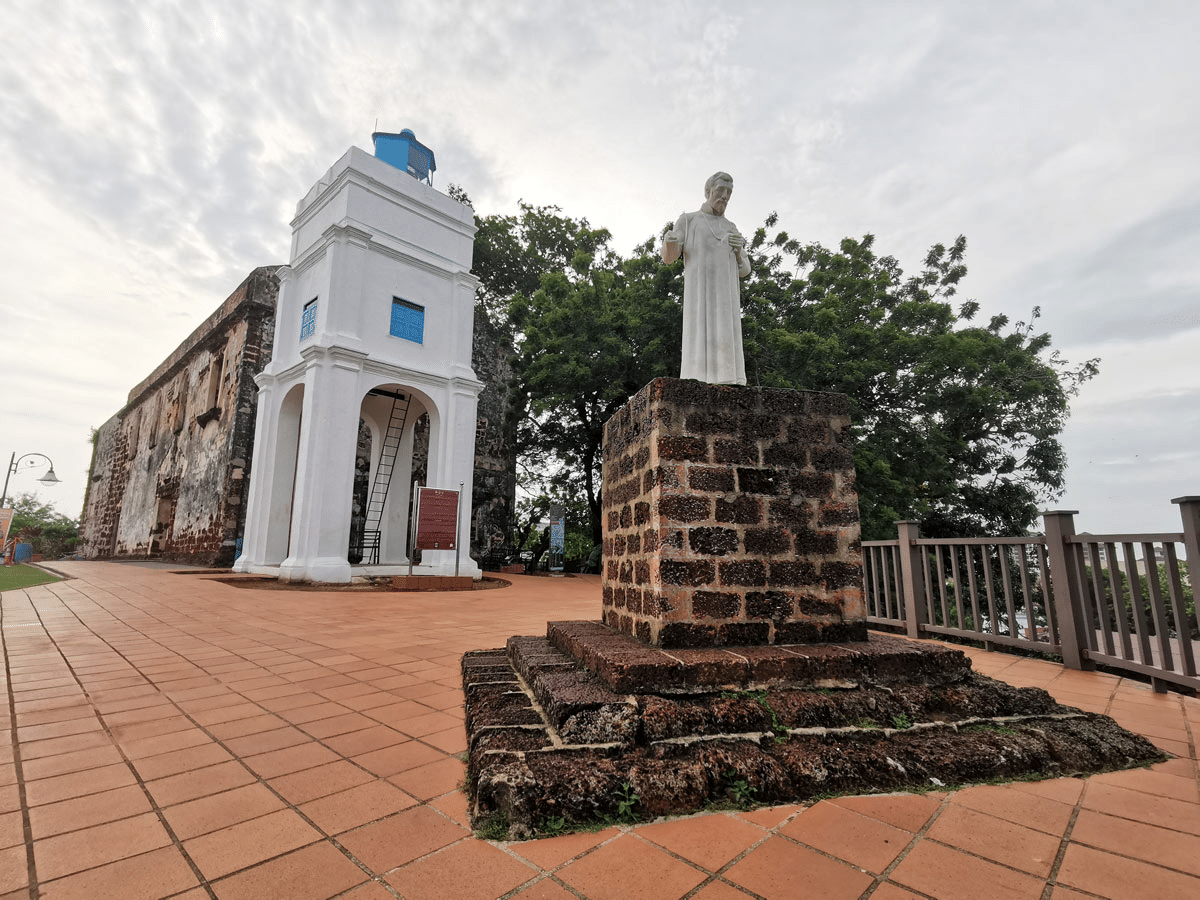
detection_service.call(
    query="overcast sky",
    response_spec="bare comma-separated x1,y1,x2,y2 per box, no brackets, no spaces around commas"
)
1,0,1196,537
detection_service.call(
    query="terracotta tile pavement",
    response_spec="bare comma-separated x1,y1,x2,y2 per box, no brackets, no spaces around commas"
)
0,562,1195,899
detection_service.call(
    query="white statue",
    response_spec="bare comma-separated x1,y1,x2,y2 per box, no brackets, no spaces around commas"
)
662,171,752,385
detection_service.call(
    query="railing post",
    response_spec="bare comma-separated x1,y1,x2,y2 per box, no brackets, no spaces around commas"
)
1041,510,1091,670
895,521,927,640
1172,494,1200,603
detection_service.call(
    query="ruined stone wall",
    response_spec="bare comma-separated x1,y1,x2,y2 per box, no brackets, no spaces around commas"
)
79,268,279,566
600,377,866,648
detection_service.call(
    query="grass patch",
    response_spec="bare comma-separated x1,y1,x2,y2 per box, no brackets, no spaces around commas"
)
0,565,62,591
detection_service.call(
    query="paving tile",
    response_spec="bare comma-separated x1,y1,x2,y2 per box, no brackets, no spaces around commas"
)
162,783,287,840
689,881,760,899
781,800,911,873
1069,808,1200,878
386,755,465,800
427,787,471,828
927,803,1060,877
950,783,1075,835
722,835,873,900
20,729,114,761
0,845,26,894
222,726,311,757
385,839,537,900
337,806,468,872
510,878,589,900
146,760,258,807
353,740,446,777
422,725,468,755
1009,775,1087,807
24,762,138,807
1056,842,1200,900
182,808,321,881
828,792,943,833
17,718,102,743
132,741,235,781
242,741,339,779
890,839,1046,900
394,709,463,739
268,760,374,805
20,744,126,781
1082,780,1200,833
0,812,22,851
730,804,804,830
1087,765,1200,803
299,780,418,835
207,714,288,740
869,885,927,900
28,783,153,839
116,726,214,759
322,724,409,757
638,812,768,871
212,840,368,900
33,845,199,900
33,811,172,881
334,880,396,900
507,827,620,871
557,833,708,900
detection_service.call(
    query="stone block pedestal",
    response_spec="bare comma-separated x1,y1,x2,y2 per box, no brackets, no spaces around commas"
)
601,377,866,648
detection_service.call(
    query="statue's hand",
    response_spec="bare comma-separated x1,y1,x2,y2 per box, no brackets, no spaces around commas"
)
727,232,746,251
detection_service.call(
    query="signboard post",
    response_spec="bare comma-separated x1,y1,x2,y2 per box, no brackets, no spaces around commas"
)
409,485,462,576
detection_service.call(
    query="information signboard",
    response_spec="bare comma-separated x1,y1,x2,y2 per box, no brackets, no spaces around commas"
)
549,505,565,572
414,488,459,550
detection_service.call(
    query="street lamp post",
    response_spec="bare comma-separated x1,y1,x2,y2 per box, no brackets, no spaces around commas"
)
1,452,61,509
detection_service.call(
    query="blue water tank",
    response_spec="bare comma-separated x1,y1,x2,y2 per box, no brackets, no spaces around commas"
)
372,129,436,184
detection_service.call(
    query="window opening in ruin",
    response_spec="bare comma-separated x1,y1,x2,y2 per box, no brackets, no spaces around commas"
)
300,298,318,341
206,352,223,412
389,298,424,343
146,397,159,448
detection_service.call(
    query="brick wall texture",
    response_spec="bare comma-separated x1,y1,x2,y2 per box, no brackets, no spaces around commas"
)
601,377,867,649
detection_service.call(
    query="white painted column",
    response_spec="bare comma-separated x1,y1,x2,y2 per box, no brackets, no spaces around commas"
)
279,348,367,582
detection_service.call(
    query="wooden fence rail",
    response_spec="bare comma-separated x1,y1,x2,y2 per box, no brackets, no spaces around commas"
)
863,497,1200,693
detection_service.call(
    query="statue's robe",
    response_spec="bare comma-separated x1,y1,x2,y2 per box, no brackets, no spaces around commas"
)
664,210,751,385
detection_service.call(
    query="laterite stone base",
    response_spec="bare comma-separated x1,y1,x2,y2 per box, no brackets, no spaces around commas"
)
601,378,865,648
463,622,1166,840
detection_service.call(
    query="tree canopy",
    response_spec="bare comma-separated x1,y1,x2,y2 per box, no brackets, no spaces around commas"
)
471,201,1097,544
6,492,80,559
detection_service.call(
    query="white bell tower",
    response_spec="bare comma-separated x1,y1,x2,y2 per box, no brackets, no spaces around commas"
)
234,133,483,582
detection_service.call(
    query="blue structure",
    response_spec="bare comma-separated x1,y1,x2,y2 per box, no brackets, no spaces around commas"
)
372,129,436,184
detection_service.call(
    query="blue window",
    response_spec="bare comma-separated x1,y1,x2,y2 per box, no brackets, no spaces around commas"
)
390,297,425,343
300,298,317,341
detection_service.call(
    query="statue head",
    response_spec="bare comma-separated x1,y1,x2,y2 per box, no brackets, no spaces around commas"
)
702,172,733,216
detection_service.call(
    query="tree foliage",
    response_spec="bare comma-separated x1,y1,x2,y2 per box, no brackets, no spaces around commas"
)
7,493,79,559
479,202,1096,543
740,226,1098,538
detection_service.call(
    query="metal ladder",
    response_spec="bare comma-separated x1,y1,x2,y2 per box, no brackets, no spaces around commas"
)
361,390,410,564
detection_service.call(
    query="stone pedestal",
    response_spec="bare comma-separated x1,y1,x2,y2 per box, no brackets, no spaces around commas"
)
601,378,866,648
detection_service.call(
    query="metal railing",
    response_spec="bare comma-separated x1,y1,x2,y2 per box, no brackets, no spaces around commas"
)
863,497,1200,693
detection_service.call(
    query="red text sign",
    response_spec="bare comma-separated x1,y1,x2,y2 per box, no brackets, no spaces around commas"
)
415,488,459,550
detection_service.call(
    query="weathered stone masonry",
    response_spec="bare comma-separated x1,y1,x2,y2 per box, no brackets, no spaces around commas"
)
600,377,867,648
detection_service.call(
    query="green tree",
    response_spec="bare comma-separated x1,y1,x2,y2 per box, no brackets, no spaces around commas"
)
484,201,1095,544
8,493,79,559
740,226,1097,539
509,237,682,543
